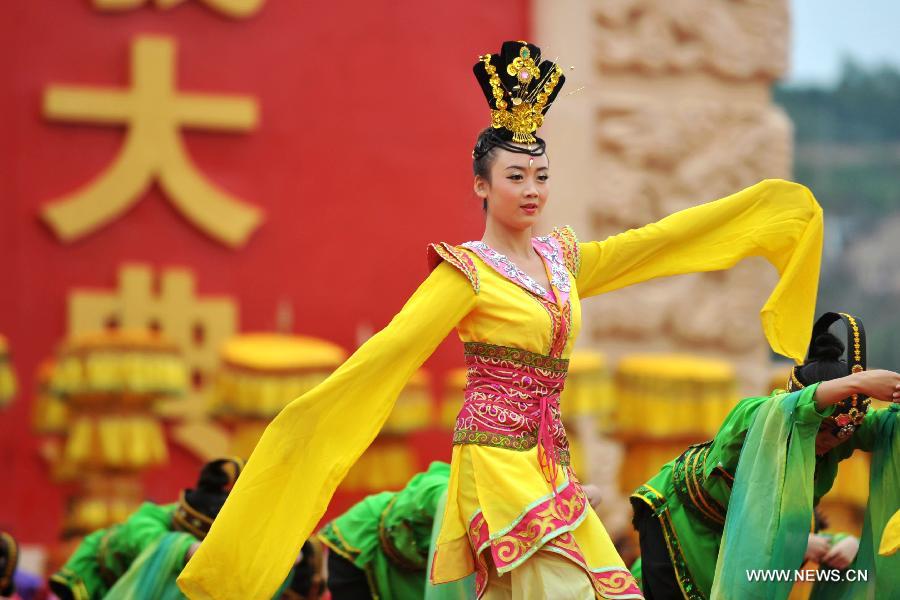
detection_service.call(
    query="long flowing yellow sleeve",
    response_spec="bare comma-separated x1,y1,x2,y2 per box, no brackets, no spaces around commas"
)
177,262,477,600
576,179,823,362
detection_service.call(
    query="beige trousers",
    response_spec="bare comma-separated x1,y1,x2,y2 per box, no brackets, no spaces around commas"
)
482,550,596,600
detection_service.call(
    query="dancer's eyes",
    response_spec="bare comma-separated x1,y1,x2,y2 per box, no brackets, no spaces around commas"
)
505,172,548,182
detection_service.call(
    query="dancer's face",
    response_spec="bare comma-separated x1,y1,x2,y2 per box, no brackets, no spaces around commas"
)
475,147,550,231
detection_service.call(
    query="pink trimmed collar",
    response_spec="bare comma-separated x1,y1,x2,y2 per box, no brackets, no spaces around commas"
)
461,236,571,306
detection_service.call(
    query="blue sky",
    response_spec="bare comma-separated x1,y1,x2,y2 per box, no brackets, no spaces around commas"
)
790,0,900,83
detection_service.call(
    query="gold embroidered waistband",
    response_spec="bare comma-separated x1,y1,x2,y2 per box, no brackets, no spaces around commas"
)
463,342,569,373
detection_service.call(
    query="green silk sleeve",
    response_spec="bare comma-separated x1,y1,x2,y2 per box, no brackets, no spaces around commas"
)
114,503,178,565
810,406,900,600
711,384,822,600
707,396,771,475
105,531,196,600
49,529,107,600
380,461,452,569
49,503,177,600
318,491,393,567
319,462,453,600
708,390,833,477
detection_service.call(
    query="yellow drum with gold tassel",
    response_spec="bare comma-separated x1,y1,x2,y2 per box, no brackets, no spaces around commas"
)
33,360,69,435
50,330,188,533
563,351,611,421
559,350,610,475
614,354,739,496
342,368,433,492
210,333,348,458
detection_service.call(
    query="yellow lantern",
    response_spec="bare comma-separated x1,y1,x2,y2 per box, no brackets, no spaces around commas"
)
613,354,738,495
52,330,188,471
561,350,611,425
614,354,738,438
49,329,188,534
0,335,17,407
211,333,348,457
32,360,69,435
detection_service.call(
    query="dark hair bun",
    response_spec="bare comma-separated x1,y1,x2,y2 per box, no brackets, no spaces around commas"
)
196,458,242,492
473,128,497,160
808,332,845,362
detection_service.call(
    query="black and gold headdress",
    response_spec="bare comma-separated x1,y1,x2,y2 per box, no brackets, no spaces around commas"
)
473,41,566,146
788,312,869,439
172,457,244,540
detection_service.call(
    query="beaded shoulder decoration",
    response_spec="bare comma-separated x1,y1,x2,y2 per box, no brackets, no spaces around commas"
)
427,242,480,294
547,225,580,277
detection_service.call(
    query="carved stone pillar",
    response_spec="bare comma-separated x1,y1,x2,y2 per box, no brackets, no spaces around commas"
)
534,0,791,392
532,0,793,538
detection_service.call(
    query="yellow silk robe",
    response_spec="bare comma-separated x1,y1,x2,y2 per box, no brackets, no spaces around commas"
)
178,179,824,600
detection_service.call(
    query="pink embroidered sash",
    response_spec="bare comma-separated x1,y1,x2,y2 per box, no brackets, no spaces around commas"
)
453,342,571,492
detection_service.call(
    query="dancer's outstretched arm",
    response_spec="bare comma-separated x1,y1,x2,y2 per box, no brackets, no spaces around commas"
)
814,369,900,411
178,262,477,600
575,179,823,361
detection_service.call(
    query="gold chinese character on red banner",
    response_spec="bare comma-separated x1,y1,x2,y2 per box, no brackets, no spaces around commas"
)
42,36,264,248
93,0,265,19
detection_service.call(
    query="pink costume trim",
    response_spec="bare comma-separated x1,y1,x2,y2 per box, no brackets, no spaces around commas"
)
532,234,571,307
453,343,571,480
544,533,644,599
459,238,573,358
546,225,581,277
457,473,641,599
461,239,566,303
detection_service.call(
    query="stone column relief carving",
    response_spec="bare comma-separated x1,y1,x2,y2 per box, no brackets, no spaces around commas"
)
532,0,793,538
589,100,789,355
582,0,792,363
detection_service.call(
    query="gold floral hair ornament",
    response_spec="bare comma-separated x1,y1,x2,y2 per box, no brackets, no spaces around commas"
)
473,41,566,144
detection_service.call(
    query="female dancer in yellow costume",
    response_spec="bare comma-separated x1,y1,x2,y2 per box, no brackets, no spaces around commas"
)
178,41,824,600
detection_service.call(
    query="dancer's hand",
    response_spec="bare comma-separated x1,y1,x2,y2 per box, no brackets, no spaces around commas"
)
805,534,830,563
853,369,900,402
822,536,860,569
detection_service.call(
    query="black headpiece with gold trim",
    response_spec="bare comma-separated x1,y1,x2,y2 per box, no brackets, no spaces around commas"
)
172,457,244,540
0,531,17,597
473,41,565,149
788,312,869,439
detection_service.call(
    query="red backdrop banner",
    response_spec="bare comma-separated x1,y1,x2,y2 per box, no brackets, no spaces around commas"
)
0,0,528,545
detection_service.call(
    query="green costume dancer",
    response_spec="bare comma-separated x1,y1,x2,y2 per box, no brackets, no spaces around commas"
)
49,459,244,600
631,312,900,600
318,461,473,600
